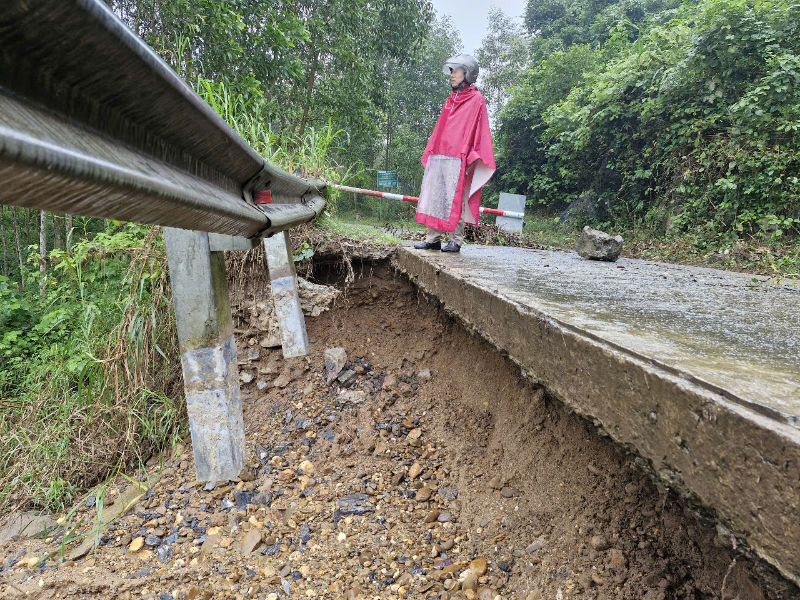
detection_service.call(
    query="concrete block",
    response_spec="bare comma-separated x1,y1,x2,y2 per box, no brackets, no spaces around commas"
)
164,227,244,482
263,231,309,358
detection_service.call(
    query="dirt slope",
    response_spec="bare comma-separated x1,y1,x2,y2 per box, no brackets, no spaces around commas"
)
0,259,794,600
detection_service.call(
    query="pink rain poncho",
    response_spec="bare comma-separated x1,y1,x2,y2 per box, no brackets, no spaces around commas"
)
415,85,496,232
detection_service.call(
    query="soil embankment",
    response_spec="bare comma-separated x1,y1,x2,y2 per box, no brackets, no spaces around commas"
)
0,255,795,599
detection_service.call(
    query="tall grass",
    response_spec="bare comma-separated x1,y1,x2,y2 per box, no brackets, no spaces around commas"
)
194,77,361,209
0,224,183,512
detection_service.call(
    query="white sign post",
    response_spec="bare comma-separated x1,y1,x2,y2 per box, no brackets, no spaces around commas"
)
496,193,526,232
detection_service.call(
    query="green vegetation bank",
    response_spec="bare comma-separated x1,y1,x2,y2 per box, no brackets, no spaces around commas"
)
491,0,799,274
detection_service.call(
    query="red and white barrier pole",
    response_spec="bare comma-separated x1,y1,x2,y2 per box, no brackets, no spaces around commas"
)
330,183,524,220
331,184,420,204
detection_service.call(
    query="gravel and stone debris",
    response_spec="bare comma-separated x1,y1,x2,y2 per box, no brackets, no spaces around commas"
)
0,262,785,600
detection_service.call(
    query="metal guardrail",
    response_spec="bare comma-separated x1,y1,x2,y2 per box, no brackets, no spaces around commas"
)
0,0,325,238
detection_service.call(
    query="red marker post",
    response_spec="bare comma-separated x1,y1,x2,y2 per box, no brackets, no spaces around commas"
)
329,183,524,220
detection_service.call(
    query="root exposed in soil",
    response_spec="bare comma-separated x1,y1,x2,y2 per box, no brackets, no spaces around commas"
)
1,257,795,600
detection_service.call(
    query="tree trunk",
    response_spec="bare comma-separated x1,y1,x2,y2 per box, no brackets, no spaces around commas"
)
1,205,8,277
11,208,24,289
297,49,320,139
66,215,73,253
385,103,392,171
26,208,33,246
39,210,47,297
281,82,299,133
53,212,64,251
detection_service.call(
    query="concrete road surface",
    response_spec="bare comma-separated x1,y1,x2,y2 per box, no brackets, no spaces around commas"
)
396,244,800,586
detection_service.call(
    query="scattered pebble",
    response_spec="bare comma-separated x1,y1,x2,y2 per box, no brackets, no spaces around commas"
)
590,535,610,551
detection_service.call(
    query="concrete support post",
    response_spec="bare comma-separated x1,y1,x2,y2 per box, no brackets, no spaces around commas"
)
263,231,309,358
164,227,244,482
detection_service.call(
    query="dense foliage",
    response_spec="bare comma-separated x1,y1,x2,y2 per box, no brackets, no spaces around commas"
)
108,0,434,180
0,225,181,510
495,0,800,250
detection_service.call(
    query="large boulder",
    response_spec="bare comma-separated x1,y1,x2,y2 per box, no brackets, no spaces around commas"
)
575,226,624,262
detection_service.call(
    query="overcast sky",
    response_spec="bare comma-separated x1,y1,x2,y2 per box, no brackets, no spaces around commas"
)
431,0,527,56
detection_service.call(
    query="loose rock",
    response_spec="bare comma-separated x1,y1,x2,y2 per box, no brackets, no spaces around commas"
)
424,510,440,523
336,494,374,518
470,558,488,576
337,369,357,386
241,530,262,556
575,226,624,262
415,487,432,502
462,572,479,592
479,588,499,600
156,545,173,563
590,535,610,551
323,347,348,383
337,390,367,405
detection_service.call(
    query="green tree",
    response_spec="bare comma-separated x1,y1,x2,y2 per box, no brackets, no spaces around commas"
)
523,0,800,241
476,8,532,120
525,0,680,49
111,0,308,128
492,43,598,203
383,17,462,196
290,0,434,173
492,0,682,210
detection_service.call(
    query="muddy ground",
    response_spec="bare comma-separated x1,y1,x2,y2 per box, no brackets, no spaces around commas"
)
0,255,796,600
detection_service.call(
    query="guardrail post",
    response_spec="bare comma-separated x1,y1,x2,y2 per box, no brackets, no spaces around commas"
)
263,231,310,358
164,227,244,482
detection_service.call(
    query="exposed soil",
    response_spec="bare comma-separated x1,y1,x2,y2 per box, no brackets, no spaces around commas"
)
0,255,795,600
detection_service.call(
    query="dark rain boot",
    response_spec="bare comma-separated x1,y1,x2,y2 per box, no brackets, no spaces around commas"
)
441,241,461,253
414,241,441,250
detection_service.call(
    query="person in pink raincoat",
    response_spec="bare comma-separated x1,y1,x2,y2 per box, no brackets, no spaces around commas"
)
414,54,496,253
